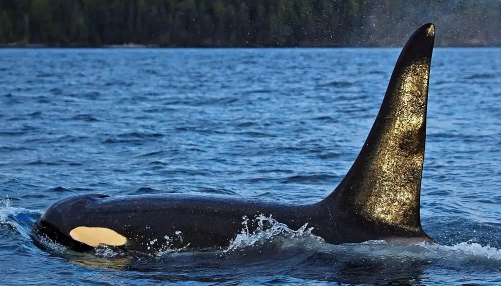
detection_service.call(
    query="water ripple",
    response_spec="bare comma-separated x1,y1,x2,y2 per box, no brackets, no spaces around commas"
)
0,48,500,284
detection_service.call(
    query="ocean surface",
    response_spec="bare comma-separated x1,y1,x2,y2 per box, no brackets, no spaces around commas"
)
1,47,500,285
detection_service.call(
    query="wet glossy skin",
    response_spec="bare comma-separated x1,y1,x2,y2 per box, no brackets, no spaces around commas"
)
35,193,325,252
33,23,435,253
326,24,434,234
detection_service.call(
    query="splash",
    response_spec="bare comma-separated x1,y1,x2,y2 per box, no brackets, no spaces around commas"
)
91,230,192,258
94,245,125,258
0,197,13,221
22,200,501,268
224,214,324,253
0,198,41,238
423,241,501,261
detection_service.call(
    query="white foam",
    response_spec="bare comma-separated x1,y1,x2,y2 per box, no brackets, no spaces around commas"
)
0,198,13,222
423,241,501,261
0,198,42,239
219,215,501,266
94,245,123,258
224,214,324,253
8,197,497,266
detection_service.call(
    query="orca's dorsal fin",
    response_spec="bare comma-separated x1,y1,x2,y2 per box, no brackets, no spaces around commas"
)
324,23,435,237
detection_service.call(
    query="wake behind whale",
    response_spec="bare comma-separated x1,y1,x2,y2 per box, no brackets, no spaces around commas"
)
32,23,436,254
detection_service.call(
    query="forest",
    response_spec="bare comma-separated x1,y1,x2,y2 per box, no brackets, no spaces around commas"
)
0,0,500,47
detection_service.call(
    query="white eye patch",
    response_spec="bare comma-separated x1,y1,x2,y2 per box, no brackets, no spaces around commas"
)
69,226,127,247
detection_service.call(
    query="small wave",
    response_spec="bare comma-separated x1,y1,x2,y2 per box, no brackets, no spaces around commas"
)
1,93,20,104
48,186,72,193
137,150,168,158
25,135,88,144
131,187,158,195
172,96,239,107
71,114,99,122
174,126,199,132
428,132,457,139
318,152,342,159
82,91,101,99
316,80,353,88
0,130,25,136
49,88,63,95
148,160,168,168
434,80,453,85
312,115,334,121
197,187,237,196
282,174,336,184
335,94,370,101
27,159,82,167
35,95,51,103
367,70,385,75
236,121,257,127
465,73,496,80
20,193,49,199
36,73,53,78
28,111,43,118
27,160,60,166
237,131,277,138
144,69,160,75
256,168,294,175
0,146,32,151
103,132,164,144
104,81,133,87
120,132,164,138
243,89,273,95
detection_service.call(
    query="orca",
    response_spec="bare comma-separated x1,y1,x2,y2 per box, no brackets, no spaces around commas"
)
32,23,436,253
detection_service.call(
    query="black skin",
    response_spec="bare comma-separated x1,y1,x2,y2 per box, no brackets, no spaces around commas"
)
33,193,429,253
32,23,436,253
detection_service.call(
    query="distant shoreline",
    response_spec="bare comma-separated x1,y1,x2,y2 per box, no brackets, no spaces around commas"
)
1,1,500,51
1,42,500,49
0,42,157,49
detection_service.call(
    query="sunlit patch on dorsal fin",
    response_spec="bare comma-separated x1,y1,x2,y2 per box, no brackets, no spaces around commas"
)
323,23,435,238
69,226,127,247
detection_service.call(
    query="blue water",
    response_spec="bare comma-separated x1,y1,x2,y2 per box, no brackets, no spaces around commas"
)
1,48,501,285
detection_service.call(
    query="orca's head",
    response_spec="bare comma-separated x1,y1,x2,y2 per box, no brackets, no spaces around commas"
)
32,194,110,251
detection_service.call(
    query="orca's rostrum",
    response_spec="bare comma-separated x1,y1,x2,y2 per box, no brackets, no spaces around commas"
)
33,23,436,253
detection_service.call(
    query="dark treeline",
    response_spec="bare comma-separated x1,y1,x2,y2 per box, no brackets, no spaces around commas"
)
0,0,500,47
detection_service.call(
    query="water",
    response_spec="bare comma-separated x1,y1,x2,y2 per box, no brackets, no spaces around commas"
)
1,47,501,285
